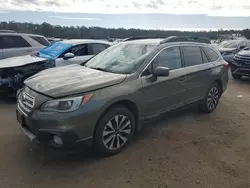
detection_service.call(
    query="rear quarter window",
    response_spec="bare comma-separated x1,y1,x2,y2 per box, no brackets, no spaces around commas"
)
202,47,219,62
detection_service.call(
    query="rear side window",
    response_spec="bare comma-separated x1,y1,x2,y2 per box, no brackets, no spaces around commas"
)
29,36,50,46
182,46,203,67
153,46,182,70
89,43,108,55
202,47,219,62
0,35,31,49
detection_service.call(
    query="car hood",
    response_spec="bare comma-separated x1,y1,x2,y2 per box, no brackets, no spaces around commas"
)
237,50,250,57
219,48,237,53
0,55,47,69
24,64,127,98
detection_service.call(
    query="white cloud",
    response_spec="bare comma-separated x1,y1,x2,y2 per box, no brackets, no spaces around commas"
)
1,0,250,16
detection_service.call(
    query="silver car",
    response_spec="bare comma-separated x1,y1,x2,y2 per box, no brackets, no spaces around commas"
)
0,32,50,59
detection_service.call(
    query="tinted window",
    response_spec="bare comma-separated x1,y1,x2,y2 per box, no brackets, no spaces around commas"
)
153,47,182,70
202,47,219,62
89,43,108,54
201,48,209,63
30,36,50,46
70,44,88,56
0,35,31,48
182,46,203,67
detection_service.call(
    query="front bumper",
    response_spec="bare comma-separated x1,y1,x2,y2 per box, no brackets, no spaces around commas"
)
16,104,98,149
231,61,250,76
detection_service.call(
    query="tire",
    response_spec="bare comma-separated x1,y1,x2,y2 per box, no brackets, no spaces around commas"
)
94,106,135,156
232,73,242,79
200,82,221,113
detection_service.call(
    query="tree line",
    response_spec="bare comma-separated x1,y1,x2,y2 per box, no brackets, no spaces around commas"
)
1,21,250,40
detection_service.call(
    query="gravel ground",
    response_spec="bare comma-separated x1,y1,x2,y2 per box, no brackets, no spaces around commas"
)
0,75,250,188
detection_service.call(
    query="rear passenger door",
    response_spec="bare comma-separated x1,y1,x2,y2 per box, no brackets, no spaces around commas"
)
180,45,218,104
0,35,33,59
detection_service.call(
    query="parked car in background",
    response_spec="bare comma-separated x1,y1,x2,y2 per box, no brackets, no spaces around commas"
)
46,37,62,44
0,39,112,97
16,37,229,156
231,49,250,79
0,32,50,60
218,40,250,64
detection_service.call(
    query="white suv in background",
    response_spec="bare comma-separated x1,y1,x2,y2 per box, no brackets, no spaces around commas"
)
0,32,50,60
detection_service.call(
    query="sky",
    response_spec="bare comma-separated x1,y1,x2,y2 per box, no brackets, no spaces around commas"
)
0,0,250,30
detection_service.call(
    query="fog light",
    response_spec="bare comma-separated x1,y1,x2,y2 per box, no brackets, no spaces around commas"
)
53,135,63,146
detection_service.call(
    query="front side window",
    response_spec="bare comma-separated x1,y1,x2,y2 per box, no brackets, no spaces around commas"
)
202,47,219,62
0,35,31,48
182,46,203,67
85,43,157,74
153,47,182,70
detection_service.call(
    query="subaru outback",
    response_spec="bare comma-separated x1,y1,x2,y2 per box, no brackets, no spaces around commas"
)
16,37,229,156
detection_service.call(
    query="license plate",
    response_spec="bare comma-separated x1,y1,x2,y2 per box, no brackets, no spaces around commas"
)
16,110,23,126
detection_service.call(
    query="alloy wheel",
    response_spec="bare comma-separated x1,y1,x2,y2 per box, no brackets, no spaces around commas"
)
102,115,132,150
207,87,219,111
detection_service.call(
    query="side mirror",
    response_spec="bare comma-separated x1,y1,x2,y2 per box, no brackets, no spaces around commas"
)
64,52,74,60
153,66,170,77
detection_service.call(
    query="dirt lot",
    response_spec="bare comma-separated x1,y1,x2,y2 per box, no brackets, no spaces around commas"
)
0,75,250,188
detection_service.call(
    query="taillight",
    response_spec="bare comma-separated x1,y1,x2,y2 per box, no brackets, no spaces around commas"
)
224,62,229,70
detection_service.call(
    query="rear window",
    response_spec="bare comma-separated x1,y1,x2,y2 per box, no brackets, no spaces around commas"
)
0,35,31,49
30,36,50,46
202,47,219,62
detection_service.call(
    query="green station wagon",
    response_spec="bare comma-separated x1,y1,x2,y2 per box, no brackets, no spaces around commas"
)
16,37,229,156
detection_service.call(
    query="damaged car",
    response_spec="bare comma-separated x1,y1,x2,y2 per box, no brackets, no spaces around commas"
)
0,40,112,97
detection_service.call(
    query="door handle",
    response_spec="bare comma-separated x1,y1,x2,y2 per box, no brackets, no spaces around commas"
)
178,76,187,82
208,68,213,72
27,49,33,52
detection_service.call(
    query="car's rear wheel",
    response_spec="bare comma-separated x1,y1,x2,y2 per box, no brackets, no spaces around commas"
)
94,106,135,156
200,82,221,113
232,73,242,79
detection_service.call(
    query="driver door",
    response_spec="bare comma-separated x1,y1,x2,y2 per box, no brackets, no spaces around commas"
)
140,46,188,118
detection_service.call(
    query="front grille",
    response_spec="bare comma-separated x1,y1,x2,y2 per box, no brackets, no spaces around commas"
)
17,91,35,116
234,54,250,62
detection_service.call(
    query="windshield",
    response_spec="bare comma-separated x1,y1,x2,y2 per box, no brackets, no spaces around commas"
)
85,43,157,74
219,41,241,48
38,42,72,60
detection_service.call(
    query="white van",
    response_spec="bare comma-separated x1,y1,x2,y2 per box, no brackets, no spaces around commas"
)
0,32,50,60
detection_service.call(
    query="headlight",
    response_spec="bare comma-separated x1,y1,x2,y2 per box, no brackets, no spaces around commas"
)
41,93,93,112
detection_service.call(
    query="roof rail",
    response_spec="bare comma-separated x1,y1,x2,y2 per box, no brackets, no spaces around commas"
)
160,36,211,44
123,36,160,42
0,30,17,33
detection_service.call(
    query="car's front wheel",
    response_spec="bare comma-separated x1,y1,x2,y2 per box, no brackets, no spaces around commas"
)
200,82,221,113
94,106,135,156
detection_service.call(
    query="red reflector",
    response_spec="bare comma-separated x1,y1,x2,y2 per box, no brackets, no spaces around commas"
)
224,63,229,70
